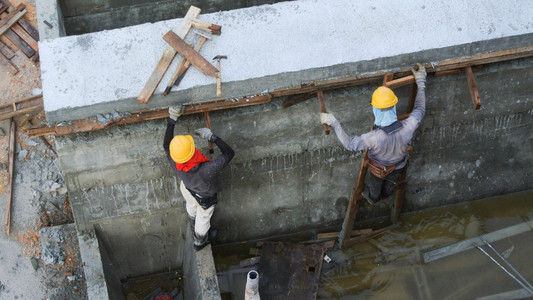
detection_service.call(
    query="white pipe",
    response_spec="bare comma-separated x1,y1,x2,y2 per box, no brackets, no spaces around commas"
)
245,270,260,300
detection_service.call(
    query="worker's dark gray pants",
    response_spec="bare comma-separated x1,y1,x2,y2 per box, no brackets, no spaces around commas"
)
366,168,404,203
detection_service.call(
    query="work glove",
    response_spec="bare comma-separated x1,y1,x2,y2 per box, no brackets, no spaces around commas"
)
411,63,427,82
195,128,213,141
168,105,184,121
320,113,337,126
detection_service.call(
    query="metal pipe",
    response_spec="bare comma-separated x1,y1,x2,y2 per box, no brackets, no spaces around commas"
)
474,244,533,295
245,270,260,300
480,238,533,291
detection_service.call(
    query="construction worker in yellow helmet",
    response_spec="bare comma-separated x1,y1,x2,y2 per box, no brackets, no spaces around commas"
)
320,64,427,206
163,105,234,251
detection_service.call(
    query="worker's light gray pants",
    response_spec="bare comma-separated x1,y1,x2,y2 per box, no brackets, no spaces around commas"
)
180,181,215,238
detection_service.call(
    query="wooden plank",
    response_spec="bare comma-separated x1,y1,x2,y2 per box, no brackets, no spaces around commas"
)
342,225,397,249
407,83,417,113
5,118,15,236
136,6,201,104
317,229,373,240
384,75,416,89
271,45,533,99
0,40,14,58
0,48,17,74
434,65,483,77
382,72,394,85
317,90,330,135
191,19,221,35
0,95,43,120
162,30,218,78
11,23,37,51
4,29,34,57
391,167,407,223
164,31,210,95
465,66,481,110
25,94,272,137
0,3,7,15
423,220,533,263
0,34,16,51
282,92,316,108
16,18,38,42
0,5,26,36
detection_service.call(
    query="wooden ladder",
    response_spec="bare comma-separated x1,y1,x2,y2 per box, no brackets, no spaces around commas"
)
338,74,417,249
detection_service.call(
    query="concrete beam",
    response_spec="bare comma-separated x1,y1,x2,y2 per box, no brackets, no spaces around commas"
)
36,0,66,40
39,0,533,124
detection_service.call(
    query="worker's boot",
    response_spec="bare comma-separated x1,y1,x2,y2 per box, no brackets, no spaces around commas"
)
193,232,210,251
188,215,196,232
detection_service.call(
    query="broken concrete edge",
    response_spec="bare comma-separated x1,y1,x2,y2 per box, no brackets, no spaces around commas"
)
76,227,111,300
183,227,221,300
43,32,533,127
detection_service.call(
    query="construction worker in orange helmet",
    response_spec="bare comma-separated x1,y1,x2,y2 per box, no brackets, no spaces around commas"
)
320,64,427,206
163,105,234,251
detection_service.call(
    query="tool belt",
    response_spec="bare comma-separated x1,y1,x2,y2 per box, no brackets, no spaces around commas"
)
368,159,396,178
186,187,218,209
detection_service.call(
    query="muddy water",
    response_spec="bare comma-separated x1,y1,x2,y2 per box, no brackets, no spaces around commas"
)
319,189,533,299
214,189,533,299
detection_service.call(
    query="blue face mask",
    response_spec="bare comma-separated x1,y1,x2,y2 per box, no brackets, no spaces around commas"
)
373,106,397,127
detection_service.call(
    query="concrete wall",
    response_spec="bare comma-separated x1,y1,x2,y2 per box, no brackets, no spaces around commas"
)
59,0,289,35
57,54,533,262
45,0,533,283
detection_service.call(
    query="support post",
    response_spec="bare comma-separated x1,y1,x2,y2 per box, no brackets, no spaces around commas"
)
465,66,481,109
317,90,330,135
204,111,214,154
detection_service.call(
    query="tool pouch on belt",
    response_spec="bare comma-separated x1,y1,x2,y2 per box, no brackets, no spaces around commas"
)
186,187,218,209
368,159,396,178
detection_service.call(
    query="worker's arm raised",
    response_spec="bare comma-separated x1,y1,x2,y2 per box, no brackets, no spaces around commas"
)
409,63,427,123
163,106,184,154
321,113,368,151
195,128,235,171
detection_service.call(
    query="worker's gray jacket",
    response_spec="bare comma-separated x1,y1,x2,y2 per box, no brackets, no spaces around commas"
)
331,78,426,169
163,118,235,199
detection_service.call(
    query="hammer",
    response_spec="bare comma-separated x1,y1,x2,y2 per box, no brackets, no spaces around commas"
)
213,55,227,97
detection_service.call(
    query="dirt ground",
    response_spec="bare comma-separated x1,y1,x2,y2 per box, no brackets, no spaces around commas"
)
0,0,88,299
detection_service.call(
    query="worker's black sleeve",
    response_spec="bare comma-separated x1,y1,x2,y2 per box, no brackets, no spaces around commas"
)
163,118,176,155
208,134,235,172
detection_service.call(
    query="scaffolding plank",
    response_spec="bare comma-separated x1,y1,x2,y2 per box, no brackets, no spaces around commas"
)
258,241,327,300
137,6,201,104
423,220,533,263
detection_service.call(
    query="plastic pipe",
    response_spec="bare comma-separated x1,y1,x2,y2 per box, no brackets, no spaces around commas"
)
245,270,260,300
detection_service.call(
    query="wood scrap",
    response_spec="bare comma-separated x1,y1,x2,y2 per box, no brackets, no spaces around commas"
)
162,30,218,78
5,118,15,236
0,48,16,73
191,19,221,35
0,40,14,58
137,6,201,104
0,95,43,120
4,29,34,57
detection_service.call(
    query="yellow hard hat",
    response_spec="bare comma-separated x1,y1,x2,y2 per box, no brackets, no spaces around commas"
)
169,135,195,163
371,86,398,109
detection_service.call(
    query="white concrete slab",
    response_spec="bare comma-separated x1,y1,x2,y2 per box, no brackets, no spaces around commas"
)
40,0,533,115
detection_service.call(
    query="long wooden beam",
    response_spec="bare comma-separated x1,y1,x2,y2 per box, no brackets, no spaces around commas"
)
5,118,15,236
26,44,533,137
275,45,533,99
25,94,272,137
